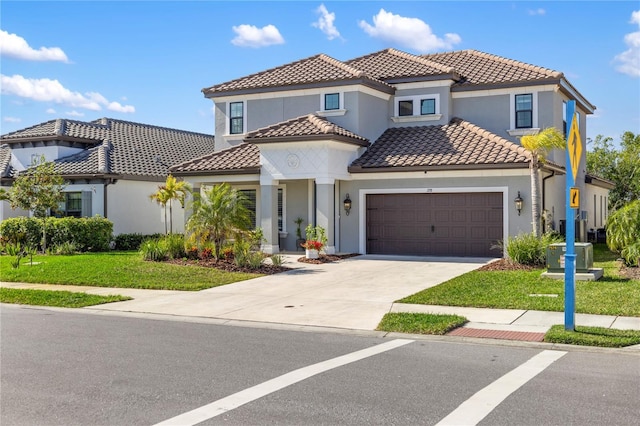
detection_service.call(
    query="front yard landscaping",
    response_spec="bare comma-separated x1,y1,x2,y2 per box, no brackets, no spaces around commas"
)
0,251,265,291
397,244,640,317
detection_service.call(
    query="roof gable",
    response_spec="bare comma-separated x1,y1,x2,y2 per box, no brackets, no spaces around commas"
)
170,143,260,175
245,114,369,146
349,118,532,172
202,53,391,96
345,48,457,82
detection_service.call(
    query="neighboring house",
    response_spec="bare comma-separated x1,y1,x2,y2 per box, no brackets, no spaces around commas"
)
170,48,603,257
1,118,215,235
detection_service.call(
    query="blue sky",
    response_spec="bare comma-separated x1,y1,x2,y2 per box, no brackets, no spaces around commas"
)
1,1,638,146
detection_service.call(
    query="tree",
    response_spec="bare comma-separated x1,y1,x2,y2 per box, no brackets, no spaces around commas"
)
185,183,252,259
150,174,192,234
520,127,566,237
149,188,171,235
7,155,66,252
587,132,640,210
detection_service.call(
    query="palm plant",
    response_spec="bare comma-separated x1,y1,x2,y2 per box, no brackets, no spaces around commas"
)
149,187,170,235
185,183,252,259
520,127,566,237
150,174,192,234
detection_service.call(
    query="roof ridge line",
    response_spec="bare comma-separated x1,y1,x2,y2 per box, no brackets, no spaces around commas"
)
386,48,456,74
465,49,562,78
451,117,532,160
318,54,364,78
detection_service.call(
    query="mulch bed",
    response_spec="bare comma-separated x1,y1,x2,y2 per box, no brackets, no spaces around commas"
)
621,264,640,280
476,258,537,272
296,253,360,264
166,258,290,275
478,258,640,280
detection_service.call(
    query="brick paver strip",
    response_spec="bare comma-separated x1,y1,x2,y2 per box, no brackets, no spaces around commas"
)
447,328,546,342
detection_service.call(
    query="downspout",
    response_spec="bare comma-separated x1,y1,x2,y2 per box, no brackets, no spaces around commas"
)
542,170,555,231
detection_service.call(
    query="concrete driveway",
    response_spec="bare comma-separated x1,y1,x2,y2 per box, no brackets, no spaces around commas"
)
82,254,490,330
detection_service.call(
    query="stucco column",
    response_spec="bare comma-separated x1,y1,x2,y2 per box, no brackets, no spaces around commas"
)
316,178,335,254
260,177,279,254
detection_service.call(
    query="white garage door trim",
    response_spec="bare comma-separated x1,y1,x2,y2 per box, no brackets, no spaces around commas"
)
358,187,510,255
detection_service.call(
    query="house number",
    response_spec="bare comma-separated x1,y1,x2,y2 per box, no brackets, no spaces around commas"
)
287,154,300,169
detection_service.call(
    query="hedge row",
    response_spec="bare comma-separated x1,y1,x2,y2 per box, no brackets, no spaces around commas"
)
0,216,113,252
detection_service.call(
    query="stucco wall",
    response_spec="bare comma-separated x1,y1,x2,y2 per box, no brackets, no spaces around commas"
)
107,179,184,235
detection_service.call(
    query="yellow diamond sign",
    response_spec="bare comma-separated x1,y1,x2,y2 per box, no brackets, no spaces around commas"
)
567,112,582,182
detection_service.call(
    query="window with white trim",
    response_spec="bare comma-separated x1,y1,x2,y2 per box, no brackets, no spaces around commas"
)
229,101,244,135
515,94,533,128
319,92,345,116
324,93,340,110
393,94,441,121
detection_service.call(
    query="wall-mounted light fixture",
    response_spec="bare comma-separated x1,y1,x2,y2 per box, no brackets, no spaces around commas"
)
343,193,352,216
514,191,524,216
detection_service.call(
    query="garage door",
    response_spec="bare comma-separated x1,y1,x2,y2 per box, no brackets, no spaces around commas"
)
366,192,503,257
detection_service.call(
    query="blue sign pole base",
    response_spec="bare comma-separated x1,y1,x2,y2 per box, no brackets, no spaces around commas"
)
564,254,577,331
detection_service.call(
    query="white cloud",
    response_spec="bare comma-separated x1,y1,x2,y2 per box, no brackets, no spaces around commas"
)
3,116,21,123
0,30,69,62
46,108,56,114
0,74,136,112
312,4,341,40
528,8,546,16
358,9,461,53
65,110,84,117
231,24,284,48
107,101,135,113
614,10,640,77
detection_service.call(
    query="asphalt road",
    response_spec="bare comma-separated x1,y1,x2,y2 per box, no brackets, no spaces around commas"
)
1,305,639,426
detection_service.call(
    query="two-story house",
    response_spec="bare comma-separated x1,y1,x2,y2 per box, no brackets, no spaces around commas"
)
171,48,607,257
1,118,215,235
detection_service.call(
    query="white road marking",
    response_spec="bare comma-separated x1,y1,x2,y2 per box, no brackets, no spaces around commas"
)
436,349,567,426
154,338,414,426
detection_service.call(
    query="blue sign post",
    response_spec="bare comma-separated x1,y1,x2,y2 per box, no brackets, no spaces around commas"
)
564,100,581,331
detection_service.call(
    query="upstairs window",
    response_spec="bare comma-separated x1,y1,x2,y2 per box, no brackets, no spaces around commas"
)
398,100,413,116
420,98,436,115
229,101,244,134
324,93,340,110
393,94,441,122
515,94,533,128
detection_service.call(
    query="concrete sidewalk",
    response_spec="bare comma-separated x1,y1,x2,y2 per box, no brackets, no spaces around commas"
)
2,253,639,342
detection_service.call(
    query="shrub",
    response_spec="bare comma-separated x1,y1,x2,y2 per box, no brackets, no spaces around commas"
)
114,233,162,251
607,200,640,266
53,241,77,255
5,242,24,269
501,232,564,266
621,242,640,267
0,216,113,252
270,254,284,267
162,234,186,259
140,239,168,262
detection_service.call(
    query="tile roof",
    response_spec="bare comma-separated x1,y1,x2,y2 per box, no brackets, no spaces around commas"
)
170,143,260,175
203,48,567,96
345,48,457,81
0,144,16,179
423,49,563,88
202,54,392,96
244,114,369,146
349,118,532,172
1,118,215,179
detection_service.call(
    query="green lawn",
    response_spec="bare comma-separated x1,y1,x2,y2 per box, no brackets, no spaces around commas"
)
0,287,131,308
377,312,467,335
398,244,640,317
0,252,263,291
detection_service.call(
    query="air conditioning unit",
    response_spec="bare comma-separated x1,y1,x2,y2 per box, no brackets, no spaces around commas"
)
546,243,594,273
